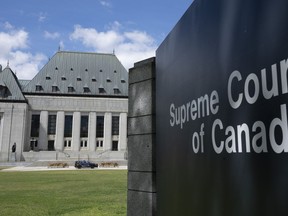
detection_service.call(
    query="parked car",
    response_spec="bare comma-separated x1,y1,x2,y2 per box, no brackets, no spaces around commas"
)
74,160,98,169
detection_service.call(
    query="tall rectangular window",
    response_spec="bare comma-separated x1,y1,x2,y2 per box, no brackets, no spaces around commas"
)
31,114,40,137
112,116,120,135
48,115,57,135
64,115,73,137
81,115,89,137
96,116,104,138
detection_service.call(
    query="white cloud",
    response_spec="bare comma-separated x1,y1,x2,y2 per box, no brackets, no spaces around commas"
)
70,24,157,69
0,26,47,79
99,0,111,7
38,12,47,22
44,31,60,39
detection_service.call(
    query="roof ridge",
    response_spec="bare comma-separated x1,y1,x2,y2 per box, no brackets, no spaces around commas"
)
58,50,115,56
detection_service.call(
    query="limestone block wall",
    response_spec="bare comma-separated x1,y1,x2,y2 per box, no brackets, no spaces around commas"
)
127,57,156,216
0,103,28,162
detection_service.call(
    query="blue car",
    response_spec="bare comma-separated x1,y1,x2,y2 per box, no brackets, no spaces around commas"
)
74,160,98,169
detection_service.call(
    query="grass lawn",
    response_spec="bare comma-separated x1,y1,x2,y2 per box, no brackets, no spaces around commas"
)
0,170,127,216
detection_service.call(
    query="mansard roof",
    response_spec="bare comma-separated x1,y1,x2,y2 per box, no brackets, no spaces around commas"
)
23,51,128,97
0,65,26,102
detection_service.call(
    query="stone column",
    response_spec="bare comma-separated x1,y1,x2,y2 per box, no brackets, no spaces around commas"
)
88,112,97,151
55,111,65,151
103,112,112,151
127,57,156,216
72,111,81,151
39,111,48,151
118,112,127,151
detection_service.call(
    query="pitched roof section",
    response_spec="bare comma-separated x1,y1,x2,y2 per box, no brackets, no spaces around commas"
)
23,51,128,97
0,66,26,102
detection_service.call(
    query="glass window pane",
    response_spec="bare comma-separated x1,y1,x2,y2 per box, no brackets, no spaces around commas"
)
96,116,104,138
31,114,40,137
64,115,73,137
81,115,89,137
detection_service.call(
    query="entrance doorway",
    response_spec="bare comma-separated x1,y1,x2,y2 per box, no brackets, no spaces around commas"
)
48,140,55,151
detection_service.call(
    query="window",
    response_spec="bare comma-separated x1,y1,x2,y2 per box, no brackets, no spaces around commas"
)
64,115,73,137
112,116,119,135
0,86,9,98
121,79,126,83
106,78,111,82
96,140,103,148
92,78,97,82
68,86,75,93
52,86,59,92
114,70,117,73
80,140,88,148
35,85,43,91
48,115,56,135
99,87,105,94
64,140,71,148
70,68,73,71
81,116,89,137
96,116,104,138
114,88,121,94
46,76,51,80
61,76,66,81
77,77,82,81
31,114,40,137
83,87,90,93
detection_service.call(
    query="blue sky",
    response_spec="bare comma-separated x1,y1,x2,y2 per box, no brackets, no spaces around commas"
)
0,0,192,79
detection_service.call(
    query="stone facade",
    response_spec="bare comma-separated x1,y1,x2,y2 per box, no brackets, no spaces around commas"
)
127,57,156,216
0,51,128,163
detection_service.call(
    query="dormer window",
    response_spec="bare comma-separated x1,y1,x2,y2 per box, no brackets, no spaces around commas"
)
92,77,97,82
77,77,82,81
85,69,88,72
114,70,117,73
55,67,58,70
35,85,43,91
46,76,51,80
114,87,121,94
52,85,59,92
70,68,73,71
100,69,103,72
83,86,90,93
0,83,8,98
106,78,111,82
121,79,126,83
99,87,105,94
61,76,66,81
68,86,75,93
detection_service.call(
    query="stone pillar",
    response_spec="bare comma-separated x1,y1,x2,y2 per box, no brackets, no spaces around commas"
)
39,111,48,150
103,112,112,151
55,111,65,151
72,111,81,151
127,57,156,216
88,112,97,151
118,112,127,151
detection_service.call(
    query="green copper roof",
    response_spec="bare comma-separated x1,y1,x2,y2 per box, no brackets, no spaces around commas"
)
23,51,128,97
0,66,26,101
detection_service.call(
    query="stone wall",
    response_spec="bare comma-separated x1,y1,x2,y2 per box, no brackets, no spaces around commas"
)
127,57,156,216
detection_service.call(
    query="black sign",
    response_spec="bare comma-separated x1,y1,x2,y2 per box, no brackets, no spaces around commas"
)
156,0,288,215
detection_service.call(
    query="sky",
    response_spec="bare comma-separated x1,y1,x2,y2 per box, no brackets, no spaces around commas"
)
0,0,193,80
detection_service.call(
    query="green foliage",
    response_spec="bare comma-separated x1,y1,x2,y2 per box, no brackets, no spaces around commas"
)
0,170,127,216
